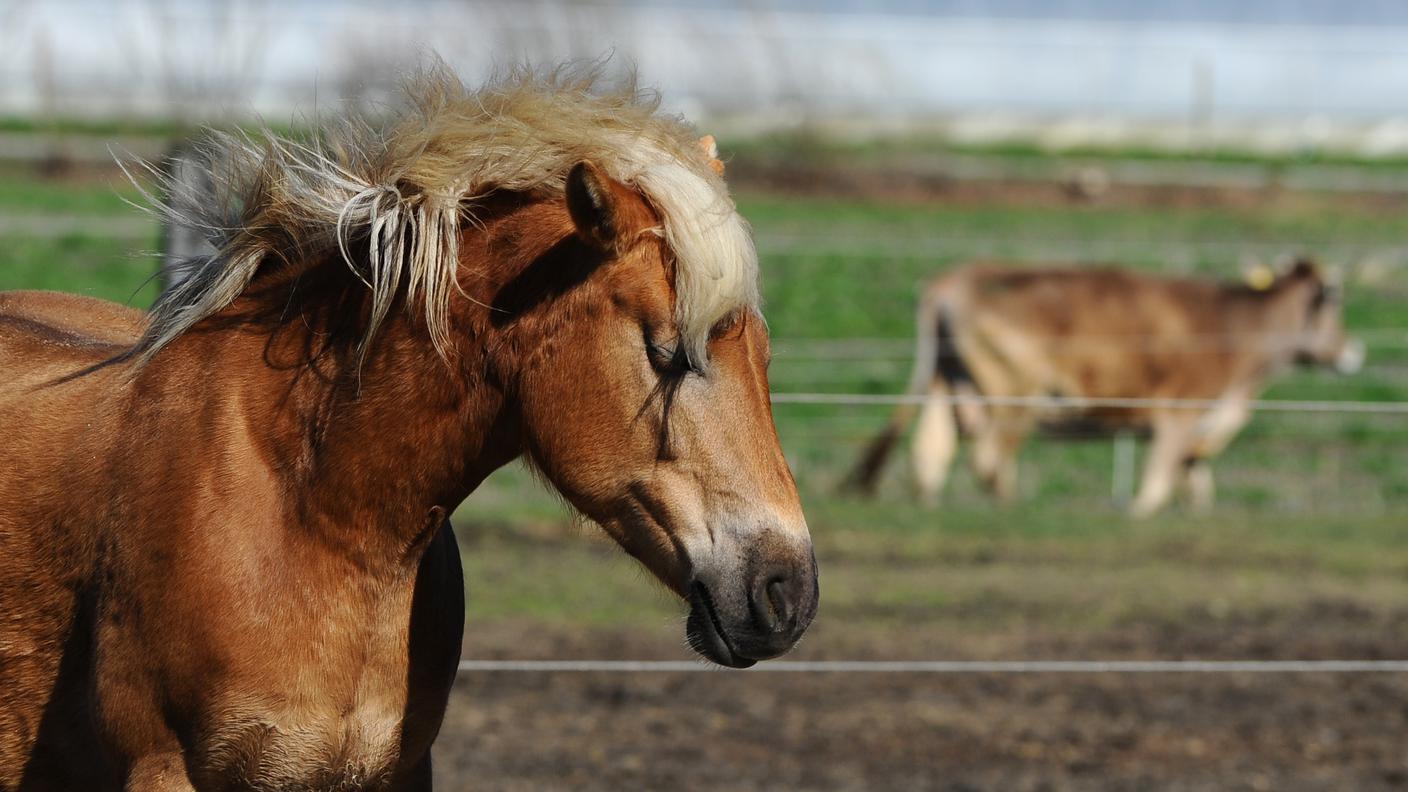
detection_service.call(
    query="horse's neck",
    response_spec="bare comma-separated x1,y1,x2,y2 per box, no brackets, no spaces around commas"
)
153,198,559,569
158,310,515,572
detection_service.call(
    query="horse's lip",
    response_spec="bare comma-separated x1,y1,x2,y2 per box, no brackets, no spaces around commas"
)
686,582,756,669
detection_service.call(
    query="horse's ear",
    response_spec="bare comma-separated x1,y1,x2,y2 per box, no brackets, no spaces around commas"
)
698,135,725,175
566,161,619,253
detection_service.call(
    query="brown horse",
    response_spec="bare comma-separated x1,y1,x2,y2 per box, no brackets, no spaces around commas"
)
0,66,817,791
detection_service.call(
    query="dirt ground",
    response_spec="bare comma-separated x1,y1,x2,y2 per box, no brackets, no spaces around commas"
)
432,611,1408,791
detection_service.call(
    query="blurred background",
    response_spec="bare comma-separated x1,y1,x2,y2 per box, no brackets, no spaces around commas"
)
3,1,1408,789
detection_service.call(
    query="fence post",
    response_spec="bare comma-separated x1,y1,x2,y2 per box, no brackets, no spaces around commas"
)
158,142,217,295
1111,431,1136,507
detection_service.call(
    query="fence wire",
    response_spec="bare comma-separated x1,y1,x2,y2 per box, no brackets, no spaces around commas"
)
772,330,1408,356
770,392,1408,414
456,659,1408,674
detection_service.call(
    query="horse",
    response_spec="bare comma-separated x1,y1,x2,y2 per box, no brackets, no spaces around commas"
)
0,65,818,791
845,259,1362,516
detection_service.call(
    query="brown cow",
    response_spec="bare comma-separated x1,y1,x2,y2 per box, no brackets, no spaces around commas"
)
848,259,1363,516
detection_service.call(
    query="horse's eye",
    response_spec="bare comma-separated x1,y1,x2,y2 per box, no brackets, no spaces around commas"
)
645,332,688,376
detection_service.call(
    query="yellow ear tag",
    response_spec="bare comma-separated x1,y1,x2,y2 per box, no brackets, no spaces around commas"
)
1245,264,1276,291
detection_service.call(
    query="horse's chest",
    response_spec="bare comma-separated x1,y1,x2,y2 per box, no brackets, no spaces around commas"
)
171,547,448,789
194,688,407,790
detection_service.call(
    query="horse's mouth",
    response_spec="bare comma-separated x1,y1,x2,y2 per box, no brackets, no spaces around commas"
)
686,583,757,669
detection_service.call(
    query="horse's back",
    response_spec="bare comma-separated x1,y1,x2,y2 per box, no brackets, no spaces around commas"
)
0,290,142,355
0,290,136,496
0,288,137,538
0,291,141,393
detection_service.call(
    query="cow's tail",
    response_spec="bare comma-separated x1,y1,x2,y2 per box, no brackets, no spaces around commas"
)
842,283,953,495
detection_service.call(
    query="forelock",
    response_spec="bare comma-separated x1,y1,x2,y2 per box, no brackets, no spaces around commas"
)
625,154,758,368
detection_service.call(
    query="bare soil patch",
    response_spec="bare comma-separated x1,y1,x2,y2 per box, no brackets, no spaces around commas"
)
435,610,1408,791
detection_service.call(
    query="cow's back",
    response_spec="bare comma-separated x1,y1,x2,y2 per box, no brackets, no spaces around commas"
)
938,265,1245,402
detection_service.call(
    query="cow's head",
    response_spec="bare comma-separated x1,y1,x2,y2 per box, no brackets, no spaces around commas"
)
1281,259,1364,374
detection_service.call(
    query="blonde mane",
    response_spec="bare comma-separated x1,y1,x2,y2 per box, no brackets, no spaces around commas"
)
139,63,759,367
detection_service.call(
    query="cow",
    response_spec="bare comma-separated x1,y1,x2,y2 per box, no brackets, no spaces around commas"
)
845,259,1364,516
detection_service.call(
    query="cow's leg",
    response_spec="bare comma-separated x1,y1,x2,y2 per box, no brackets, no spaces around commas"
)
952,381,988,437
1177,398,1249,514
972,409,1030,503
1195,399,1251,458
1131,415,1196,518
911,382,958,506
1183,457,1215,513
971,425,1004,498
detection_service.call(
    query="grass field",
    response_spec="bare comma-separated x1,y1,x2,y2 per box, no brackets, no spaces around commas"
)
3,164,1405,614
5,161,1407,787
4,167,1406,519
726,128,1408,171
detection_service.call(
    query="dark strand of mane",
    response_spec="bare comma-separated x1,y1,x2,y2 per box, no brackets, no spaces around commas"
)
45,238,402,391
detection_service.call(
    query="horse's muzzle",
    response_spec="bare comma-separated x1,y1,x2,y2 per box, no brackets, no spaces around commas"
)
685,546,818,668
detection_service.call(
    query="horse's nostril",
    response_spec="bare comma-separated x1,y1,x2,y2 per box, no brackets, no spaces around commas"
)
765,577,790,631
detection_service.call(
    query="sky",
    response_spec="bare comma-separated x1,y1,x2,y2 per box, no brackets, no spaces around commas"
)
4,1,1408,127
537,0,1408,25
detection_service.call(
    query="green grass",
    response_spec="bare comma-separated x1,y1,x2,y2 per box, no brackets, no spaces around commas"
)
0,116,306,143
728,129,1408,172
457,506,1408,634
14,116,1408,171
0,116,190,139
2,169,1405,634
2,171,1405,514
742,193,1408,245
739,193,1408,340
0,232,160,306
0,168,149,215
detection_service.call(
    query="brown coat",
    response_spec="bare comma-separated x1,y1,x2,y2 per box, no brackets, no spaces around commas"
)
0,289,465,790
0,68,816,791
0,165,815,792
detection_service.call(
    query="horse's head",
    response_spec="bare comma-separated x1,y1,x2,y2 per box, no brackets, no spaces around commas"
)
132,66,817,667
487,160,816,668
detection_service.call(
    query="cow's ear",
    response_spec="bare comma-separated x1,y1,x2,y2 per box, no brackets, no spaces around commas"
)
566,161,619,253
1287,257,1320,280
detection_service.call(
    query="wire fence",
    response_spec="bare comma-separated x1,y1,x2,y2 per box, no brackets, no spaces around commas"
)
754,233,1408,259
771,329,1408,355
770,392,1408,414
455,659,1408,674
